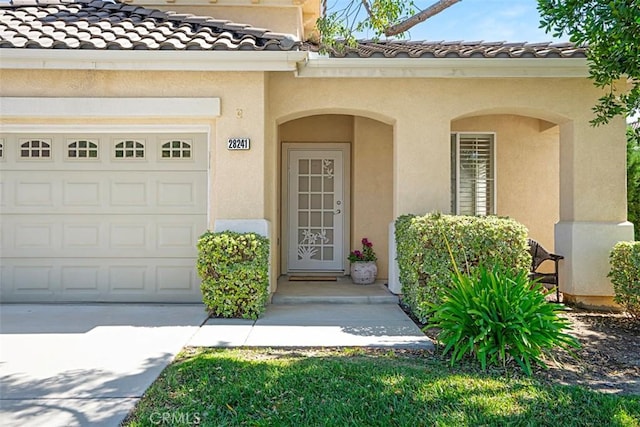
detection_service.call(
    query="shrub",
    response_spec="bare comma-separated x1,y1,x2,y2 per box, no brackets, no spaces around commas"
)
395,213,531,322
609,241,640,317
427,266,580,375
627,126,640,241
196,231,270,320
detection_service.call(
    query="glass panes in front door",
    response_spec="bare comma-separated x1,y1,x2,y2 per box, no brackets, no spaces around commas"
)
288,150,344,271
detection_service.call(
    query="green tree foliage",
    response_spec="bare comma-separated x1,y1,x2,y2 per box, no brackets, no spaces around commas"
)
316,0,460,50
538,0,640,126
628,126,640,239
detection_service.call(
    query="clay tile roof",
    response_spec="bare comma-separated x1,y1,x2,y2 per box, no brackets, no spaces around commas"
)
321,40,588,59
1,0,587,58
0,0,301,51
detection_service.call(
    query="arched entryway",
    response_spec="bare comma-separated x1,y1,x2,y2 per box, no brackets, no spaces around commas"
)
278,114,393,279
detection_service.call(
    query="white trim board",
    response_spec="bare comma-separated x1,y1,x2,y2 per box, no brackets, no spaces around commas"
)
0,124,212,133
0,97,221,118
0,50,307,72
298,57,590,78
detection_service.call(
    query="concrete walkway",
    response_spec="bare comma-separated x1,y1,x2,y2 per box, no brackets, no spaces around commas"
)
189,303,433,348
188,279,432,348
0,284,432,426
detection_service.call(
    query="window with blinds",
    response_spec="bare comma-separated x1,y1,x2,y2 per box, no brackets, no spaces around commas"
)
451,133,495,216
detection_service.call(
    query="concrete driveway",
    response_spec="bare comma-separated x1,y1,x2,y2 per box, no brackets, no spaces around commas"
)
0,304,208,427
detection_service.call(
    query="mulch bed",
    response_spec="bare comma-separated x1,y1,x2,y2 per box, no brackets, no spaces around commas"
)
402,301,640,395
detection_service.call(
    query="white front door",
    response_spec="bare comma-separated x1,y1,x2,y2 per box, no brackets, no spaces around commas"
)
286,146,349,272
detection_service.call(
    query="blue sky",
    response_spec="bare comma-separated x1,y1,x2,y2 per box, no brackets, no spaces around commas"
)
341,0,569,43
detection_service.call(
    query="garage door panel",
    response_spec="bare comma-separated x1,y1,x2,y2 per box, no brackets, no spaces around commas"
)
62,266,101,291
157,181,198,206
3,214,205,258
110,180,149,206
14,222,55,249
1,220,58,255
0,133,207,172
2,171,207,214
156,265,198,292
157,222,199,249
64,181,101,206
109,266,147,291
11,265,56,293
15,181,56,207
110,223,148,249
1,259,202,302
64,223,101,249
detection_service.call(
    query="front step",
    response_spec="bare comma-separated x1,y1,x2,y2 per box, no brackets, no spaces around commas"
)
271,279,399,305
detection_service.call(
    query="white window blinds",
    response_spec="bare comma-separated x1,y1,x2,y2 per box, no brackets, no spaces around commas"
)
451,133,495,216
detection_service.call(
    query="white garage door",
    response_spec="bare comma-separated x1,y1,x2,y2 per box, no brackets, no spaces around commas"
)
0,132,208,302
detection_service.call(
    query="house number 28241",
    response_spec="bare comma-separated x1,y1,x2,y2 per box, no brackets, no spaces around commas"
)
227,138,250,150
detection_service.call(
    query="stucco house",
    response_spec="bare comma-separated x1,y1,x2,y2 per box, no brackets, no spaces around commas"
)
0,0,634,307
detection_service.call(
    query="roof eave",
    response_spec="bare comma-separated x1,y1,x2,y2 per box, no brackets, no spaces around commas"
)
298,56,590,78
0,49,590,78
0,49,309,72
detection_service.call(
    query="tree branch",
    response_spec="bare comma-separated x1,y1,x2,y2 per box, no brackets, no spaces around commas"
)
361,0,373,19
385,0,462,36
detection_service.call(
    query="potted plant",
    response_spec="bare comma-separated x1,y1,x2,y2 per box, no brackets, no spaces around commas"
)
348,238,378,285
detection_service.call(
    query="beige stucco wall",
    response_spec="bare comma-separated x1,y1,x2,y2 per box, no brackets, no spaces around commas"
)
280,114,353,142
452,114,560,251
559,118,628,222
267,74,627,221
352,117,393,279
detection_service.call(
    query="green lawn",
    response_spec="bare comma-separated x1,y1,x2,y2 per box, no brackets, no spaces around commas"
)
124,348,640,427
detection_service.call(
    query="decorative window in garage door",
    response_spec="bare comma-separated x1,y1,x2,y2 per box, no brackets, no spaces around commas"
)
114,140,145,159
161,140,191,159
68,140,98,159
20,139,51,158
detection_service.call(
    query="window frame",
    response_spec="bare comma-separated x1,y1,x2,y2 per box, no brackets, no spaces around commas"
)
18,138,53,160
159,139,193,160
112,139,146,160
451,132,497,216
66,139,100,160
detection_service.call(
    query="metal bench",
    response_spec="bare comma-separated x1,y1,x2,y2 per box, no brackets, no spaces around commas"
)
528,238,564,302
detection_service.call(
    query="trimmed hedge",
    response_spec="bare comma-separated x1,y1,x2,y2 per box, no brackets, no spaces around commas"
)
396,213,531,322
197,231,270,320
609,241,640,317
627,127,640,241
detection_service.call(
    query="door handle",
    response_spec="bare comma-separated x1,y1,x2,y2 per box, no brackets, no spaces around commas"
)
335,209,341,215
